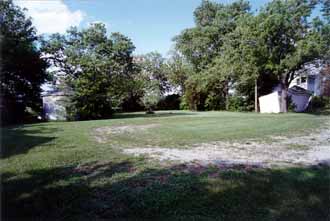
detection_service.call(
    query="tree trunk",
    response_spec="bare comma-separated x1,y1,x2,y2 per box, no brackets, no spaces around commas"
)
146,106,154,114
254,78,258,112
224,80,229,111
280,84,288,113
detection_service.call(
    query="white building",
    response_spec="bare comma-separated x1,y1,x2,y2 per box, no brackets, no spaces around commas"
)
42,91,69,120
289,66,321,96
259,62,330,113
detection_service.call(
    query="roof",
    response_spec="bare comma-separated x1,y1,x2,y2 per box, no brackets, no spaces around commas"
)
288,85,312,96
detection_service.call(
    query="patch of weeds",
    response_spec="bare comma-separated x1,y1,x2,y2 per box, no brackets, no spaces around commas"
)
287,143,309,150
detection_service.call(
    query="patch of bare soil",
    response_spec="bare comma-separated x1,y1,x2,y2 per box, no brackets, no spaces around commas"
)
123,123,330,167
93,124,159,143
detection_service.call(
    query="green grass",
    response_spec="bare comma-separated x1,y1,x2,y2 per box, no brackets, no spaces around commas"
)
1,111,330,220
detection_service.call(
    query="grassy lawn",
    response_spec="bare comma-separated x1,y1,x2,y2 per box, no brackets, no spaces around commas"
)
1,111,330,220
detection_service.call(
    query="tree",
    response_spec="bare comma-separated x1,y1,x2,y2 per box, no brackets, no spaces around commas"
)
166,50,192,95
174,0,251,110
138,52,170,95
141,80,161,114
255,0,322,112
0,0,48,124
42,23,137,120
175,0,325,112
215,14,270,112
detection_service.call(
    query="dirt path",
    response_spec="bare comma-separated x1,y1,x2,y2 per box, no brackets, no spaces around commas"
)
123,123,330,167
93,124,159,143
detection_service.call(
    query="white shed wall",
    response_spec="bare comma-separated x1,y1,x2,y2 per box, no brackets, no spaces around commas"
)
259,92,281,113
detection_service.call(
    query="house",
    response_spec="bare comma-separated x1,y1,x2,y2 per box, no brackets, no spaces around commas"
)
42,91,69,120
289,62,330,97
259,62,330,113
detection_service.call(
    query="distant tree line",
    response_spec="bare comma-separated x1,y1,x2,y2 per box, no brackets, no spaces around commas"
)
174,0,330,112
1,0,330,124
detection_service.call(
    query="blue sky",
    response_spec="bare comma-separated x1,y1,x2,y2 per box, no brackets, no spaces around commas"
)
17,0,323,56
65,0,271,55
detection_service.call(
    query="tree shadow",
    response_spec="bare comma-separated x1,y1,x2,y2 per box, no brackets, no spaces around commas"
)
2,161,330,220
112,111,197,119
1,125,58,159
305,109,330,116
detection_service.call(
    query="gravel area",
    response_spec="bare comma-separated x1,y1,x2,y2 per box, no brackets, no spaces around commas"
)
93,124,159,143
123,123,330,167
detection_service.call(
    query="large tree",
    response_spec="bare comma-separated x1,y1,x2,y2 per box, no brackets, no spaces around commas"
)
255,0,322,112
137,52,170,95
174,0,251,110
174,0,327,112
166,50,192,95
0,0,48,124
42,23,137,120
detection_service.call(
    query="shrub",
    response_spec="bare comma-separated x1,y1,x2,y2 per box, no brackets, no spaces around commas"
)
157,94,181,110
179,96,190,110
227,96,253,112
308,96,330,111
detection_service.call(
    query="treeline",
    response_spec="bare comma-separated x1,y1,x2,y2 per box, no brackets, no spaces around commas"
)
1,0,330,124
174,0,330,112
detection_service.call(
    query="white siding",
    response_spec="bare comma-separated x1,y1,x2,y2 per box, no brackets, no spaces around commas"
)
259,92,281,113
43,96,67,120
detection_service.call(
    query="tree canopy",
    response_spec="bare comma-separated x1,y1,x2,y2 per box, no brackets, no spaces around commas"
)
42,23,138,120
0,0,48,124
173,0,329,112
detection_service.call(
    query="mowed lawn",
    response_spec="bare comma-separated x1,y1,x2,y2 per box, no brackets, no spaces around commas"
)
1,111,330,220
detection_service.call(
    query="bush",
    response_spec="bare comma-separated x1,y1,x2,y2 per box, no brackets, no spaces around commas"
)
157,94,181,110
308,96,330,111
227,96,253,112
179,96,190,110
204,92,226,110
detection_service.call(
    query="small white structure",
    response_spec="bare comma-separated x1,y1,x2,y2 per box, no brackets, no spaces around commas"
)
259,86,312,113
259,91,281,113
42,92,69,120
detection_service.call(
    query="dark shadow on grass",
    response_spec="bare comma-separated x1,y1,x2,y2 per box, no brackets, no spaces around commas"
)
305,110,330,116
2,161,330,220
1,125,58,159
112,111,197,119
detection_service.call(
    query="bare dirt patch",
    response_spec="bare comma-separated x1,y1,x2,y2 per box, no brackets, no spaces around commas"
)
123,123,330,167
93,124,159,143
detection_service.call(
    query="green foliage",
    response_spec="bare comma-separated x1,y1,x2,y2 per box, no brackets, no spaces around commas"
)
173,0,326,113
182,75,207,110
174,0,251,110
138,52,169,95
166,50,192,95
227,96,254,112
156,94,181,110
0,0,48,124
42,23,138,120
141,80,161,113
308,96,330,110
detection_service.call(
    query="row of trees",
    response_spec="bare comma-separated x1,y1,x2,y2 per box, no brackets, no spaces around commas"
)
0,1,167,123
174,0,330,112
1,0,330,124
